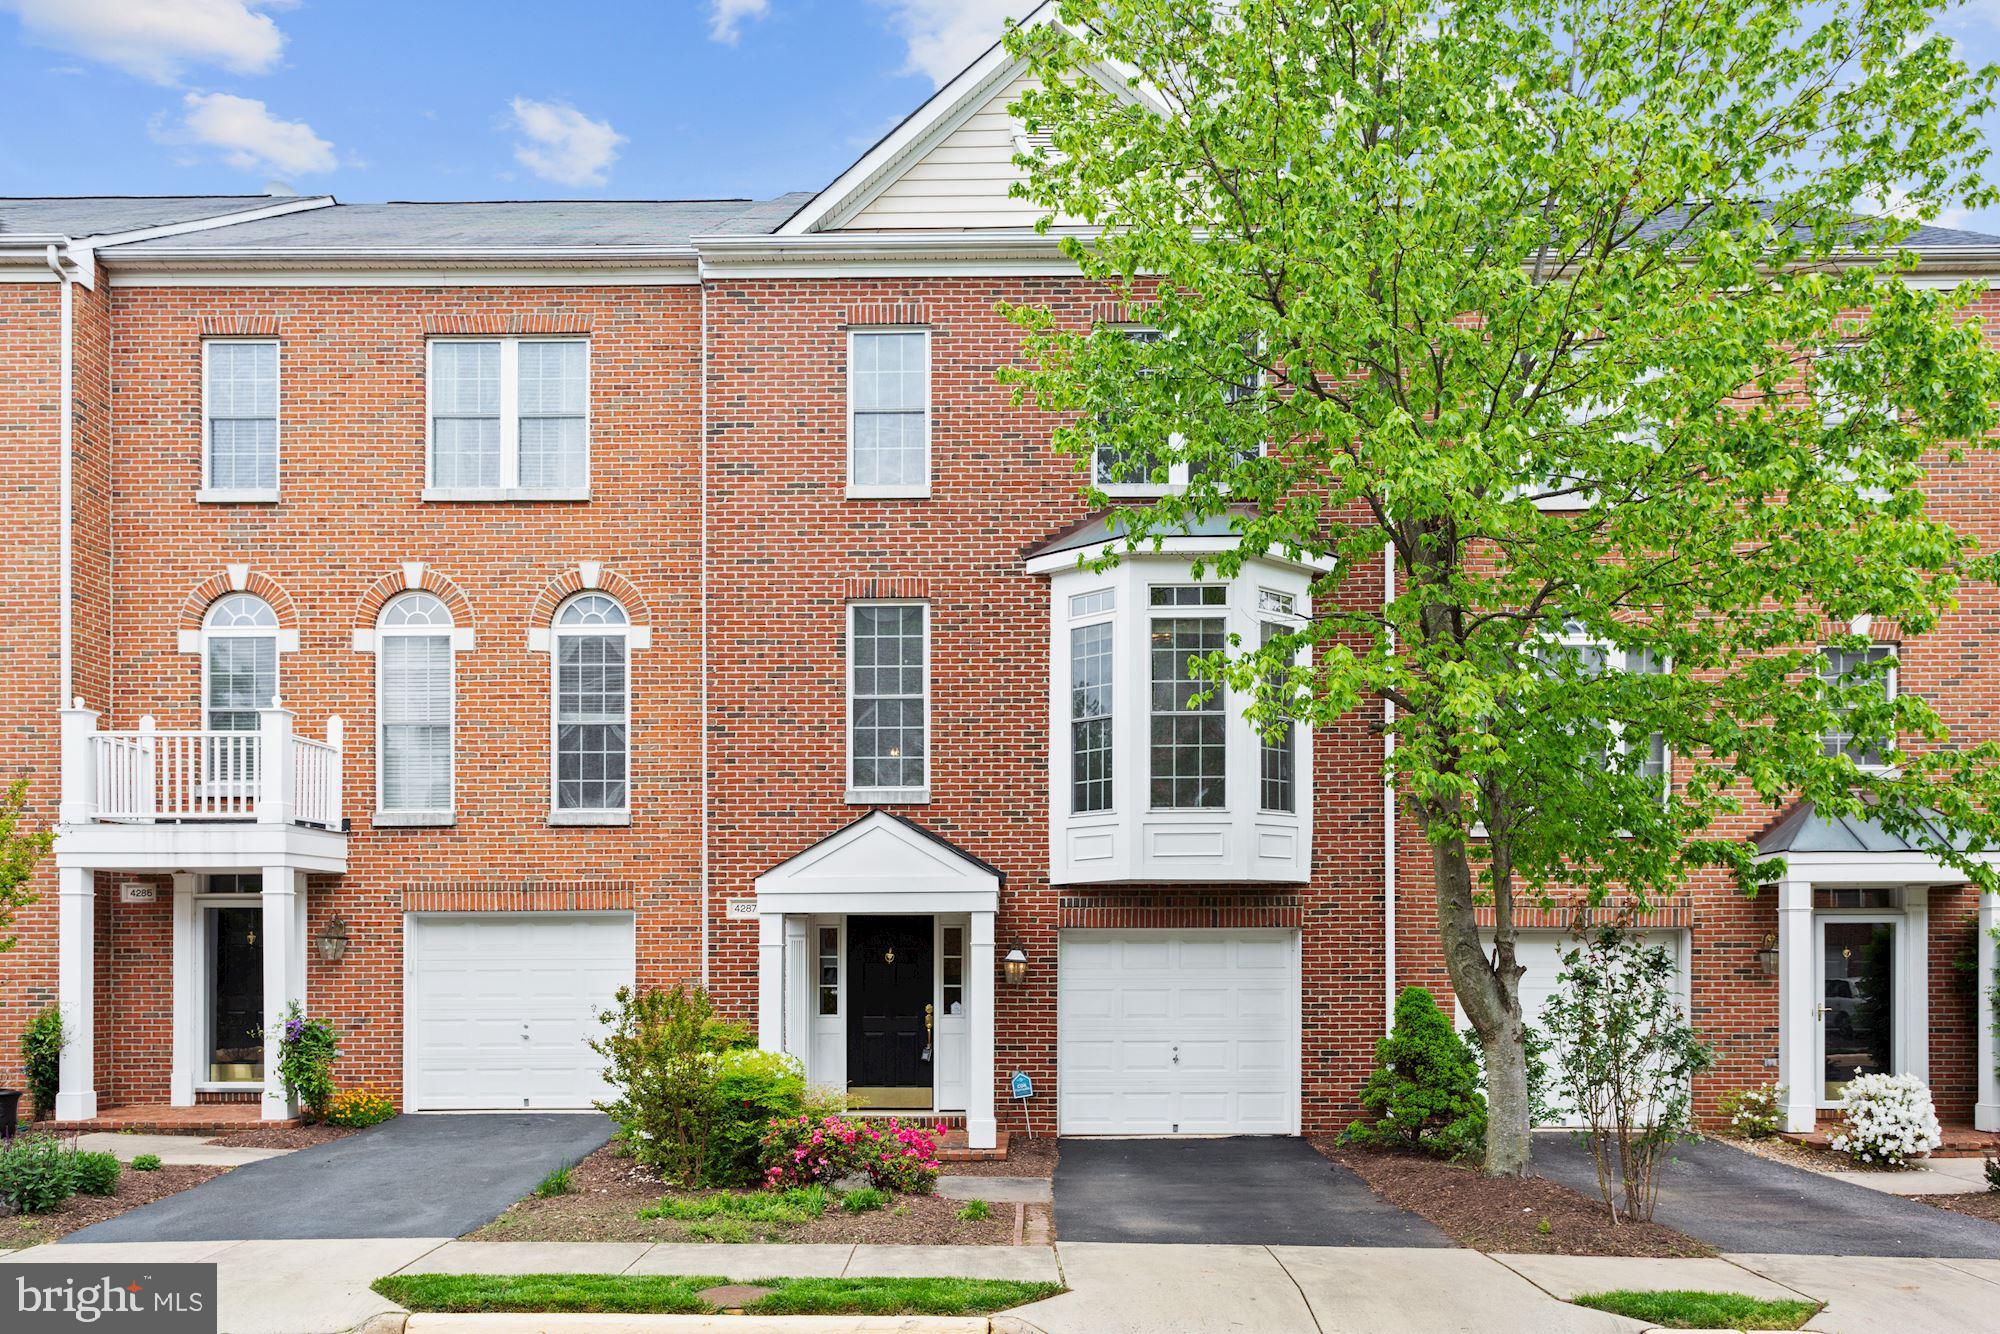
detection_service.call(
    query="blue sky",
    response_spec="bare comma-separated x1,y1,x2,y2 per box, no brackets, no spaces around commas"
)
3,0,1999,236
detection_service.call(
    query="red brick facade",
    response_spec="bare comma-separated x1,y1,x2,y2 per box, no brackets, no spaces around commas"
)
0,234,1992,1136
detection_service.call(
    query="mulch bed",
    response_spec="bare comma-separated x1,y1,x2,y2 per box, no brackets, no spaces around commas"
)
467,1145,1042,1246
1,1164,229,1248
1730,1134,1920,1175
943,1138,1058,1178
1313,1139,1715,1257
1916,1192,2000,1223
209,1123,359,1150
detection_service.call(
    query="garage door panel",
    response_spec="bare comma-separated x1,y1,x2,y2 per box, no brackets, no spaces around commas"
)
406,913,635,1112
1058,929,1299,1136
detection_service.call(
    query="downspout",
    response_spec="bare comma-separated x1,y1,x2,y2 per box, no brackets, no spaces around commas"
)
698,270,711,990
1382,538,1397,1032
47,244,74,711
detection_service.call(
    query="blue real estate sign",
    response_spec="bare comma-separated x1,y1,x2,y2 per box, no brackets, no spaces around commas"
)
1010,1071,1033,1100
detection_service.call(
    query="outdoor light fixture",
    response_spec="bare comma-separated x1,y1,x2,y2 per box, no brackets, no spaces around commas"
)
1756,933,1779,978
316,914,350,964
1003,947,1029,985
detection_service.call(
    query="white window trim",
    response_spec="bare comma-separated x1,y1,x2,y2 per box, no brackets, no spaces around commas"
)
370,594,458,823
846,599,931,805
1256,589,1304,816
1820,642,1899,774
1090,327,1265,498
845,326,932,500
1548,621,1673,809
199,337,281,504
423,336,592,502
1147,582,1231,813
197,596,286,731
542,593,636,824
1067,589,1118,816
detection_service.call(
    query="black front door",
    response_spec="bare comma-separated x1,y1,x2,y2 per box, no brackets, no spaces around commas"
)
208,904,264,1081
847,915,933,1093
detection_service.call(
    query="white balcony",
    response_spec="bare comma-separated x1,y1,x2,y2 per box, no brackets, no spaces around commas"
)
55,699,349,876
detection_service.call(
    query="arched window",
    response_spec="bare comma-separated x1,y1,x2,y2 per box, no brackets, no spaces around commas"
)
203,594,279,733
552,593,630,814
377,592,455,815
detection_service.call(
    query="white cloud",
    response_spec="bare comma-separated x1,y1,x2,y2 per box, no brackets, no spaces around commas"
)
1,0,290,84
707,0,770,44
875,0,1026,87
507,97,626,188
162,91,336,175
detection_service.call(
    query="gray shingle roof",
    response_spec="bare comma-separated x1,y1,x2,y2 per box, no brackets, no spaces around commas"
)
102,195,817,254
0,196,314,241
1634,204,2000,251
1026,508,1251,561
1754,799,1983,855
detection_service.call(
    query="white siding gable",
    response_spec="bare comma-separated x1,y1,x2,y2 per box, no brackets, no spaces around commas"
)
839,72,1061,232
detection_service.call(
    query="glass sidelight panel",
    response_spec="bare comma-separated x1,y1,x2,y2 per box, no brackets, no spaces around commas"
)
1821,919,1895,1102
206,904,265,1082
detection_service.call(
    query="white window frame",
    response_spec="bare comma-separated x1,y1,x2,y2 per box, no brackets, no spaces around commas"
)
424,336,591,502
1819,642,1898,772
846,599,930,805
1068,587,1117,815
549,592,633,823
201,594,281,733
846,327,931,500
373,592,458,823
1256,589,1302,816
1091,327,1264,498
200,338,281,504
1147,583,1231,811
1541,620,1672,806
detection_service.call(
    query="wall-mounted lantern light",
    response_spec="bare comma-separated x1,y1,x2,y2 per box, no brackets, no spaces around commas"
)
316,915,350,964
1755,933,1779,978
1003,947,1029,985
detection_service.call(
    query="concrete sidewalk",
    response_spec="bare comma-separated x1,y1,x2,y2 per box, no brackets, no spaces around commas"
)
76,1132,292,1168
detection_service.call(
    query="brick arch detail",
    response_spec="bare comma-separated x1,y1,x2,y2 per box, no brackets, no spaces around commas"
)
355,566,477,628
529,565,651,627
176,569,300,631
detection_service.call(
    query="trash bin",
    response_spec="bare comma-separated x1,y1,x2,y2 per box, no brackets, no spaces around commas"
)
0,1088,20,1142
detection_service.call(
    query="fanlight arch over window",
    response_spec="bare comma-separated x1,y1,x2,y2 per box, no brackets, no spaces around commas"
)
556,593,629,628
551,592,631,815
203,594,279,734
205,593,280,631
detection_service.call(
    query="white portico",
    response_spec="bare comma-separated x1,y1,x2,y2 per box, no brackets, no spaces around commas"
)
1757,801,2000,1134
753,811,1002,1149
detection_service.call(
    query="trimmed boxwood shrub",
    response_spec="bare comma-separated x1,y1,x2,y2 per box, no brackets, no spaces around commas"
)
71,1150,121,1196
1346,986,1486,1157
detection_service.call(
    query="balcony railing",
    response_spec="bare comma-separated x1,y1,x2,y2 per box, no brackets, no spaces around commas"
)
60,700,345,830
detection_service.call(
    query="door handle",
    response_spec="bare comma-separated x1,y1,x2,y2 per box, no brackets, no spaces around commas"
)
924,1004,934,1039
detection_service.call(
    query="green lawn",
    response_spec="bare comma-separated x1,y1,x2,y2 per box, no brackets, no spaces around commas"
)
373,1272,1064,1317
636,1186,831,1224
1570,1289,1823,1330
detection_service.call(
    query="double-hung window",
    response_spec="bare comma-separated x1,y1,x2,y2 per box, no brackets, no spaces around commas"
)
552,594,630,816
376,593,455,817
1820,644,1897,768
202,593,279,788
848,602,928,801
848,329,930,497
203,340,279,500
428,337,589,499
1149,585,1228,808
1069,589,1116,813
1258,590,1299,814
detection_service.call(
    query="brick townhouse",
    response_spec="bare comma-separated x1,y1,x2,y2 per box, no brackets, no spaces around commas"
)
4,26,1999,1150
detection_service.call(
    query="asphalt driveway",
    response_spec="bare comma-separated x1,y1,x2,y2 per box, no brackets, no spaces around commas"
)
64,1113,614,1242
1533,1132,2000,1258
1055,1136,1452,1246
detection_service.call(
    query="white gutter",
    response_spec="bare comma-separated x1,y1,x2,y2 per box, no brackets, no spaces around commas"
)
46,244,74,711
699,278,711,990
1382,539,1397,1033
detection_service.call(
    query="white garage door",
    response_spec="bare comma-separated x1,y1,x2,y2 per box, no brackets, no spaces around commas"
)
1464,929,1688,1128
405,913,635,1111
1059,929,1299,1135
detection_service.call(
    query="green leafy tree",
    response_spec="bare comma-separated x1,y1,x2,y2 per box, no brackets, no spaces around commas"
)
0,779,52,953
1349,986,1486,1156
1001,0,2000,1175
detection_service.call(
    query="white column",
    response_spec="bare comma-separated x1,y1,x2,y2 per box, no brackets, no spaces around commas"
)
58,700,99,825
54,865,97,1121
256,701,295,826
1777,878,1818,1133
1901,886,1929,1087
260,865,302,1121
783,916,811,1063
169,873,197,1107
1977,888,1999,1132
757,911,785,1052
967,910,997,1149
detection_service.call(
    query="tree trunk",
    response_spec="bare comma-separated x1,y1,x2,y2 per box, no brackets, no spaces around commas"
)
1426,820,1534,1176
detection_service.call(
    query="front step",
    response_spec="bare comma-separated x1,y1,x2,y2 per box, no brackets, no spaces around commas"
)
1781,1119,2000,1159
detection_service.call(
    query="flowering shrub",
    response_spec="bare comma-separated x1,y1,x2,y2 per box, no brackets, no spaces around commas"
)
1716,1085,1785,1139
1830,1072,1941,1167
275,1002,340,1122
708,1048,807,1185
325,1088,397,1129
759,1115,943,1194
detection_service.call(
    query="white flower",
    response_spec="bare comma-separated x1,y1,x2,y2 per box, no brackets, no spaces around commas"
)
1833,1073,1941,1168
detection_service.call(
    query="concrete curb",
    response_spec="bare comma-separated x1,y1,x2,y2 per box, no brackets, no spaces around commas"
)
401,1317,995,1332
